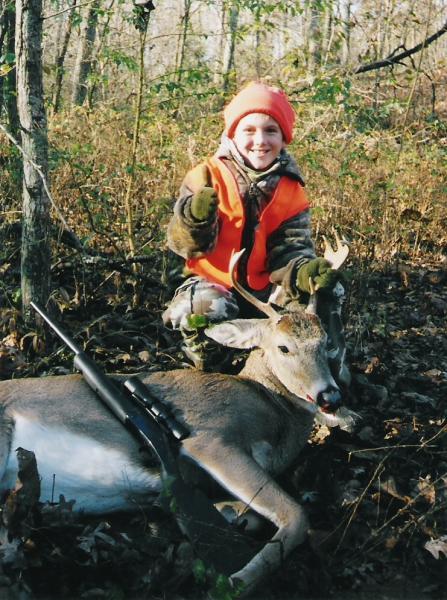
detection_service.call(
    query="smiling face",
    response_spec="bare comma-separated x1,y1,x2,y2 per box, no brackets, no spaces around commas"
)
232,113,286,171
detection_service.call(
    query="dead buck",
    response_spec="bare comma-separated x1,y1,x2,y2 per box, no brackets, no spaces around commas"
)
0,238,351,595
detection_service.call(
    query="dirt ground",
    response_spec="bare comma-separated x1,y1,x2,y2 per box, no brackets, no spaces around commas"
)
0,227,446,599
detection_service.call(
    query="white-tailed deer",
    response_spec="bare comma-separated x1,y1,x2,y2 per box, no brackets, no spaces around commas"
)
0,239,352,595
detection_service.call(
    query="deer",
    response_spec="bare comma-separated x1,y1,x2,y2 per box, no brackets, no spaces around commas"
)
0,237,352,596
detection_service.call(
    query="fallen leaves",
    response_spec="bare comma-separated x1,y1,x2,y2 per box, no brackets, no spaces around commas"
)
0,227,446,598
77,522,118,565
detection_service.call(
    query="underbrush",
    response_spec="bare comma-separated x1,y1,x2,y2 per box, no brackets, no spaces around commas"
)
2,87,446,272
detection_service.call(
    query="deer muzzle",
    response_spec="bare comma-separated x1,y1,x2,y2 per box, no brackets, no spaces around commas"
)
317,386,341,413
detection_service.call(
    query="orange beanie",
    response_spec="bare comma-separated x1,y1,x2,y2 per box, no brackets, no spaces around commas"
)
224,82,295,143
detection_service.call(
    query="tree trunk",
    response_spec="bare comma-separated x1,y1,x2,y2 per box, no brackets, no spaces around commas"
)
0,2,5,117
223,3,238,92
15,0,51,321
321,0,334,64
341,0,352,65
87,0,115,107
375,0,384,61
213,0,226,85
52,0,77,113
307,0,321,73
254,6,262,79
176,0,191,83
5,7,18,134
71,0,100,106
0,3,19,135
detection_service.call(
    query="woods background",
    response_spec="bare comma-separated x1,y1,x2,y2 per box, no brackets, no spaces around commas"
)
1,0,446,277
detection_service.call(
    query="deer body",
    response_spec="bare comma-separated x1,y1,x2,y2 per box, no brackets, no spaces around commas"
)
0,243,351,594
0,307,344,595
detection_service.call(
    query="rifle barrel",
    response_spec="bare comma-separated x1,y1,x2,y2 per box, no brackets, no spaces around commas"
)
30,301,82,355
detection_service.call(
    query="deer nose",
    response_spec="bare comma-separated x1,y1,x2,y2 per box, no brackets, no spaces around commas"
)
317,387,341,413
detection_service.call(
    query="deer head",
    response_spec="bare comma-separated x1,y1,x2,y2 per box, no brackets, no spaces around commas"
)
205,244,350,414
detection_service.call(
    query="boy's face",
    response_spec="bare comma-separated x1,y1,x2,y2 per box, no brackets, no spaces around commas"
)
232,113,286,171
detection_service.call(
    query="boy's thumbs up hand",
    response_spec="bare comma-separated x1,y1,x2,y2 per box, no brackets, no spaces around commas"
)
190,187,218,221
296,258,339,293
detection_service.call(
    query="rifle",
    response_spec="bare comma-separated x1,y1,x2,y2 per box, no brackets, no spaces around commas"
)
31,301,256,575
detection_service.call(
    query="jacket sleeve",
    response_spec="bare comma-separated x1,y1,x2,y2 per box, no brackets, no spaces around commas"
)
266,208,316,297
166,165,218,260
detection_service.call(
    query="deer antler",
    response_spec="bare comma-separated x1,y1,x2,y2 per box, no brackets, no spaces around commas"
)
229,250,279,319
306,231,349,312
305,277,318,315
322,230,349,270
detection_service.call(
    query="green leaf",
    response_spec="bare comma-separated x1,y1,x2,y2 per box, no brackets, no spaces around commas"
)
1,52,15,64
210,573,245,600
192,559,207,584
12,288,22,306
187,314,209,330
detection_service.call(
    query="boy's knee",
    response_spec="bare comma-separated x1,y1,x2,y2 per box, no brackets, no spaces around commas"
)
162,278,239,330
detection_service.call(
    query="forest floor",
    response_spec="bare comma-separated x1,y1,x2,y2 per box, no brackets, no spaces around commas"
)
0,223,446,600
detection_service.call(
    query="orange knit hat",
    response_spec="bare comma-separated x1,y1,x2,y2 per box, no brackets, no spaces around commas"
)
224,82,295,143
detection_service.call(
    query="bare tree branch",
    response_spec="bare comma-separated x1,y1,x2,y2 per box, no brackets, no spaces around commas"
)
354,19,447,74
43,0,94,20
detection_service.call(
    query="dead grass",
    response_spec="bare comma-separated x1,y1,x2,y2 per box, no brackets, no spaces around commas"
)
1,88,446,267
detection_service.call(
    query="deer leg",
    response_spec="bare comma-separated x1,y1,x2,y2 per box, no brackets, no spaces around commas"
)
214,499,267,535
229,485,308,595
184,443,308,594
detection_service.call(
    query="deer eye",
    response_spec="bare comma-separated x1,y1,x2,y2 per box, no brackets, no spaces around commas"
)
278,345,290,354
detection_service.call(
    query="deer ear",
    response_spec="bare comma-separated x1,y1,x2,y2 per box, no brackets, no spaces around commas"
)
205,319,264,349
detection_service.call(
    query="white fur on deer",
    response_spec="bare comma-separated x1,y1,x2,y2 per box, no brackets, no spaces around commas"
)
0,375,161,513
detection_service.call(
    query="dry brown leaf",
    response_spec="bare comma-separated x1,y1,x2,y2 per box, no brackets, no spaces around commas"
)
138,349,152,362
312,424,331,443
385,535,399,550
0,263,11,275
417,476,436,504
2,332,20,348
375,476,410,502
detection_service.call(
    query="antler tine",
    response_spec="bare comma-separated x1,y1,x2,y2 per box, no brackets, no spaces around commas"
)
229,250,279,319
305,277,318,315
322,230,350,270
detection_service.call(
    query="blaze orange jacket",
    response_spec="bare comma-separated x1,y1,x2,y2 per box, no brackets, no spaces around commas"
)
186,157,310,290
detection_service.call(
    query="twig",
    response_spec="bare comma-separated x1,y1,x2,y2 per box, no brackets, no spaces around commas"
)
43,0,94,20
123,25,148,259
418,423,447,450
91,270,119,295
50,254,164,287
348,442,438,459
334,455,389,553
358,469,447,550
400,3,434,132
354,19,447,74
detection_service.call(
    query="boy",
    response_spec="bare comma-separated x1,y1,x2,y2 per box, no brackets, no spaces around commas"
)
163,82,344,375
